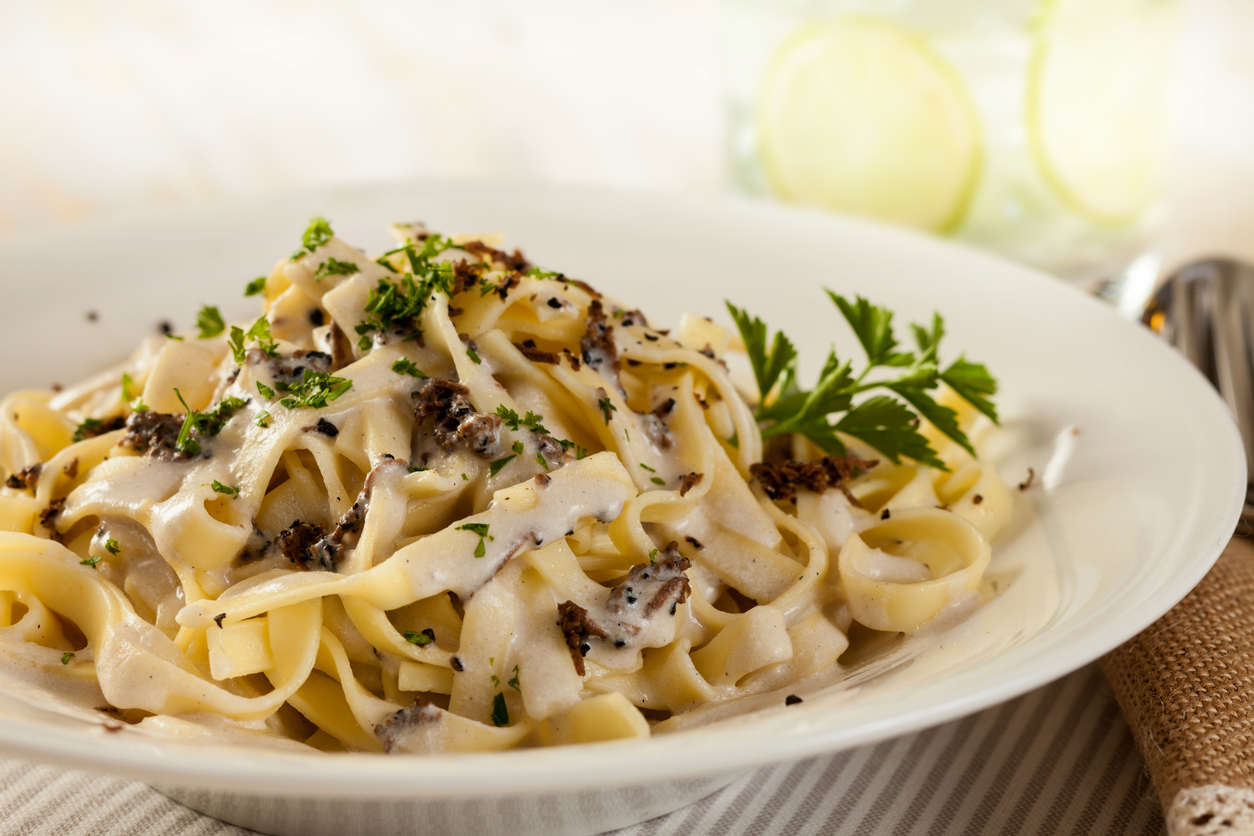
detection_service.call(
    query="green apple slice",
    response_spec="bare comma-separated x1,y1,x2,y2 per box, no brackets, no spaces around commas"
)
757,19,982,233
1028,0,1178,226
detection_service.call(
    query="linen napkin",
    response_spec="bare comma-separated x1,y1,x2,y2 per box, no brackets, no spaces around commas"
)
1104,533,1254,835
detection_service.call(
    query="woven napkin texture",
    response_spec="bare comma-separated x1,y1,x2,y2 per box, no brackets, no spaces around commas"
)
1104,533,1254,836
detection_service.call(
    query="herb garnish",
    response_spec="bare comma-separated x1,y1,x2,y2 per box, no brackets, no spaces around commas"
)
455,522,492,558
120,374,135,402
314,257,360,282
278,370,353,410
196,305,225,339
61,652,74,665
490,692,509,727
244,276,267,297
725,293,998,469
256,381,275,399
173,390,247,456
292,217,334,260
403,630,433,646
392,358,427,378
105,538,120,555
507,665,520,691
558,439,588,459
228,316,279,365
211,480,239,496
354,235,459,347
73,418,109,443
495,406,550,435
466,346,482,364
80,555,102,568
597,395,617,425
489,440,525,478
255,411,271,428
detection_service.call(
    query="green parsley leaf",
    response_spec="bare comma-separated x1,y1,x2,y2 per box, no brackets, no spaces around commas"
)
245,276,267,297
507,664,520,691
120,374,134,402
256,381,275,399
105,538,120,555
639,462,656,473
314,258,360,282
61,651,75,665
292,217,334,260
940,357,999,424
597,395,617,425
725,302,797,405
278,370,353,410
173,390,247,456
727,432,739,449
73,417,106,443
228,316,279,364
211,480,239,496
466,347,482,364
490,692,510,727
495,406,550,435
648,548,658,563
488,445,518,477
165,333,184,341
834,395,944,468
255,410,271,428
650,476,665,486
456,523,490,558
392,358,427,378
196,305,225,339
80,555,102,568
557,439,588,459
536,450,548,468
403,630,433,646
827,292,913,368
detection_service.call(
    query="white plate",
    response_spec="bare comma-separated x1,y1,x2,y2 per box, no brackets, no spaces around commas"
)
0,182,1243,836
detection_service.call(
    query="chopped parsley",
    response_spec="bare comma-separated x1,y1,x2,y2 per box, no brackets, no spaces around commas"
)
456,522,492,558
292,217,334,260
489,440,524,478
61,652,74,665
120,373,134,402
256,381,275,399
73,417,110,443
104,538,120,555
466,346,482,365
597,395,617,425
173,390,247,456
525,267,562,280
535,450,548,468
80,555,102,568
639,462,656,473
490,692,509,727
558,439,588,459
314,257,360,282
648,548,658,564
196,305,225,339
228,316,279,365
403,630,433,646
495,406,550,435
278,370,353,409
255,410,271,428
725,293,999,469
392,358,427,378
507,664,520,691
211,480,239,496
354,235,459,347
650,476,665,486
244,276,267,297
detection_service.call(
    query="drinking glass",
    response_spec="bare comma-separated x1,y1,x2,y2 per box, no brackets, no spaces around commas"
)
720,0,1181,290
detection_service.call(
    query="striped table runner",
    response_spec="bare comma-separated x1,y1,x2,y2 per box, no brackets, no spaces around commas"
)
0,664,1162,836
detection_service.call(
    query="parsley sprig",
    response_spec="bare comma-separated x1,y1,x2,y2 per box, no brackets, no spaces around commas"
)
495,405,550,435
292,217,334,260
726,293,998,469
196,305,225,339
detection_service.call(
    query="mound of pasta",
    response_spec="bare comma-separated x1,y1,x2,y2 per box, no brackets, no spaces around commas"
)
0,219,1010,753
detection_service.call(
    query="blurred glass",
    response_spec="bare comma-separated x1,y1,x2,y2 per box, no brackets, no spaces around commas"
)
720,0,1181,288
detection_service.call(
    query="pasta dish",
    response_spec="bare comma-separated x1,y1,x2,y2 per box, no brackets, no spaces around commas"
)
0,219,1009,753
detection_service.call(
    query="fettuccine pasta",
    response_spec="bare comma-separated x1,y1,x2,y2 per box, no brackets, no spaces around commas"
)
0,220,1011,752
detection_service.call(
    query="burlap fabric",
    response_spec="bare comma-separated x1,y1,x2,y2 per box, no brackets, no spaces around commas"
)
1104,534,1254,835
